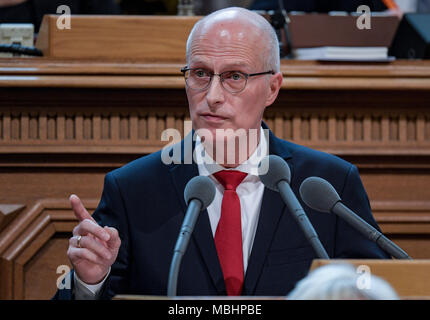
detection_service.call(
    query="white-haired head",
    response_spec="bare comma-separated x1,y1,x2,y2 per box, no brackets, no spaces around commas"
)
186,7,280,72
287,263,399,300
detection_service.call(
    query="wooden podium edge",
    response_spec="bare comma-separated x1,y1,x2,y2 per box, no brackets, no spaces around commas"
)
113,295,285,300
310,259,430,299
310,258,430,269
113,259,430,300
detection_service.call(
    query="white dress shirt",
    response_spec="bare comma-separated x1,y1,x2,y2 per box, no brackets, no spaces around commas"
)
74,127,269,297
195,127,268,273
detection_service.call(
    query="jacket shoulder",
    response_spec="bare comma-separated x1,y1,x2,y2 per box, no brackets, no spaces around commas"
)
273,138,355,193
275,137,353,172
108,150,168,183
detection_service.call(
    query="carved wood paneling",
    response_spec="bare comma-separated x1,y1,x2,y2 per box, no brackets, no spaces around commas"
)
0,109,188,151
1,107,430,157
0,205,25,232
264,110,430,153
0,199,96,299
372,201,430,259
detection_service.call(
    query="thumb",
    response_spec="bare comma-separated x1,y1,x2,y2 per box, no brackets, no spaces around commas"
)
69,194,95,222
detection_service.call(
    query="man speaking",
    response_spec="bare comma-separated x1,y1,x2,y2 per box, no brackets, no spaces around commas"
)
55,7,389,300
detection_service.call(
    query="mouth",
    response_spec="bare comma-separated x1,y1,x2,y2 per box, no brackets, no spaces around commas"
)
199,113,228,124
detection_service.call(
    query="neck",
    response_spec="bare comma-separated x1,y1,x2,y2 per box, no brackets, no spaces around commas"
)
200,128,261,168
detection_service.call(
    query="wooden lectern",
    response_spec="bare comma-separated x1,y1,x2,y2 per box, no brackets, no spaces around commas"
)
35,15,200,62
112,259,430,300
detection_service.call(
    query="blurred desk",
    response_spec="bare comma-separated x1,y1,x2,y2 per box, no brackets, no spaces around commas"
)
1,58,430,299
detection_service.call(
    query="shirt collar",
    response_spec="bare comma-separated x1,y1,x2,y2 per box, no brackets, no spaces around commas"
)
195,126,269,177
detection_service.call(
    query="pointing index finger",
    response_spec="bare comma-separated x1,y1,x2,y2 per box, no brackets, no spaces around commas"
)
70,194,96,223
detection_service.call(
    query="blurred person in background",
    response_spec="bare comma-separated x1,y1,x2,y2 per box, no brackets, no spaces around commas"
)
287,263,399,300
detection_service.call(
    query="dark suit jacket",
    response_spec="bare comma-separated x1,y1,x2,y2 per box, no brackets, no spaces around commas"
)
54,125,389,299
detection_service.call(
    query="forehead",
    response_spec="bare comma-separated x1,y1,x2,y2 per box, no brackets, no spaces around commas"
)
188,19,264,69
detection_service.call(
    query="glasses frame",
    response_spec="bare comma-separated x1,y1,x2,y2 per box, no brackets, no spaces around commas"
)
180,67,275,93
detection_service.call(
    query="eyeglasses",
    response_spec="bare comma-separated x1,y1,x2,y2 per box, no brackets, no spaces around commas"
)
181,67,275,93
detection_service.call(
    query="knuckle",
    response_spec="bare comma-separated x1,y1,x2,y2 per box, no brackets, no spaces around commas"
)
79,251,87,261
88,251,97,262
113,229,120,238
79,235,85,247
79,248,88,258
88,218,98,227
105,252,112,260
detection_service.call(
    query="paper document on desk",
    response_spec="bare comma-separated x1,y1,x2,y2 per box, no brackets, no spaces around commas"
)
293,46,395,62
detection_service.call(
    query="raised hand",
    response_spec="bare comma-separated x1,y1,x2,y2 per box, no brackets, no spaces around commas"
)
67,194,121,285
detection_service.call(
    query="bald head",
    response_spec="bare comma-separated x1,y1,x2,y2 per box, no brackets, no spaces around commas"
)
186,7,280,72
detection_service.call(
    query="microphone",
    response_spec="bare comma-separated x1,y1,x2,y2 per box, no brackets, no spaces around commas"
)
167,176,216,296
299,176,411,260
258,155,329,259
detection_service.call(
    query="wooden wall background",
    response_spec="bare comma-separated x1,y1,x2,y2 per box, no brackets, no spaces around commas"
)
1,58,430,299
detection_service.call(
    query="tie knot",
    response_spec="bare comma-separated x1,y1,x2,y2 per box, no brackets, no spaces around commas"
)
213,170,247,191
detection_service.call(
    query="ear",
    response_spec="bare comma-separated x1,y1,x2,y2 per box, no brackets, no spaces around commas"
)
265,72,283,108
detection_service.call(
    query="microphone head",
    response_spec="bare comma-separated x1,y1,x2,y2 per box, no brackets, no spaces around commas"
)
299,176,341,213
184,175,216,210
258,155,291,192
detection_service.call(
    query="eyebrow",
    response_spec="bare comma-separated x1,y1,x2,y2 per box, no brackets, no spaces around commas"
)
189,60,250,70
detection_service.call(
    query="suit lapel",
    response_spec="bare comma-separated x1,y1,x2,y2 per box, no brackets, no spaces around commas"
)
168,132,226,294
243,125,293,295
242,187,285,295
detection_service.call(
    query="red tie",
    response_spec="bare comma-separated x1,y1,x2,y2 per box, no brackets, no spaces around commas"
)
213,170,247,296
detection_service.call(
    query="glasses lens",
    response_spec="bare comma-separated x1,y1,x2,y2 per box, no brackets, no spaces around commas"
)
185,69,211,90
221,71,247,93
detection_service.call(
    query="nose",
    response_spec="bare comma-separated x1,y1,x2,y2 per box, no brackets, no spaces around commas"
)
205,75,225,109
